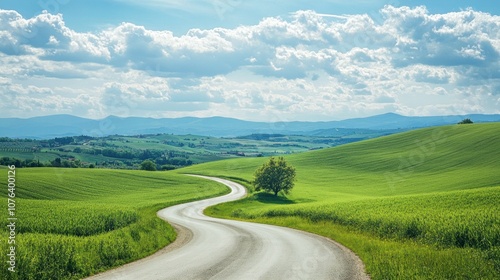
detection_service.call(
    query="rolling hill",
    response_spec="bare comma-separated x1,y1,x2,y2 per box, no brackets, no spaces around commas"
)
183,122,500,197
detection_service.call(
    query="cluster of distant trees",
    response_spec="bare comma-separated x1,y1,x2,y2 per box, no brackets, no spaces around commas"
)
0,157,83,168
0,157,45,168
50,157,84,168
0,137,36,143
458,118,474,124
139,160,187,171
0,153,193,170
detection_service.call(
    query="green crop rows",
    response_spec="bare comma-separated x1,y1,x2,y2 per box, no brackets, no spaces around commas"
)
0,168,228,279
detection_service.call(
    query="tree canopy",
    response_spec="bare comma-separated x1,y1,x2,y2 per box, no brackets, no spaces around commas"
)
140,159,157,171
253,157,296,196
458,118,473,124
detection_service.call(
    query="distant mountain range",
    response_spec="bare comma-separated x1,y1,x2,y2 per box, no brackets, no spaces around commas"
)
0,113,499,139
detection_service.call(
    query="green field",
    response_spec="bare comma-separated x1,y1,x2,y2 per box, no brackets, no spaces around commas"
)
0,168,228,280
0,123,498,279
182,123,500,279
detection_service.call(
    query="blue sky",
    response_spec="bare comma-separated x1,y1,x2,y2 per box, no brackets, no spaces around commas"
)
3,1,499,34
0,1,499,121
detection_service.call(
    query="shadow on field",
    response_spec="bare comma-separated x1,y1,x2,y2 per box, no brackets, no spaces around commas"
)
252,192,296,204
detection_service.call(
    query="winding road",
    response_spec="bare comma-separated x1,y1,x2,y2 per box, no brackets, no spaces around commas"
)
87,176,368,280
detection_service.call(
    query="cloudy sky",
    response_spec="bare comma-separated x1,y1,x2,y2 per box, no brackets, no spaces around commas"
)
0,1,499,121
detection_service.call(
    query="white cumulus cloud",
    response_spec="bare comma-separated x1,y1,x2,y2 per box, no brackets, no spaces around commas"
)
0,6,499,120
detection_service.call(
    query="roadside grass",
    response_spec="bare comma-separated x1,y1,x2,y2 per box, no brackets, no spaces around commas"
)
210,186,500,249
183,123,500,279
249,217,499,280
0,168,228,280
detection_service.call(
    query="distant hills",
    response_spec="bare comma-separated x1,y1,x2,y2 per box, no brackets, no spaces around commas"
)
0,113,499,139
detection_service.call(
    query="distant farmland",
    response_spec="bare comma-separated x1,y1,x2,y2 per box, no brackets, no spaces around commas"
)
0,128,398,170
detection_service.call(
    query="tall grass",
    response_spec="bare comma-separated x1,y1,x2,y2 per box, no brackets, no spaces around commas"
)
225,187,500,250
0,168,228,279
16,200,139,236
252,216,500,280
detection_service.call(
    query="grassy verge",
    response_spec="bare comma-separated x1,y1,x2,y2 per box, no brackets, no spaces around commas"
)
242,217,499,279
0,168,228,279
206,189,500,279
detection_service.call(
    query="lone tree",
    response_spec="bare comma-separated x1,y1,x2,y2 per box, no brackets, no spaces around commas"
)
253,157,296,196
458,118,473,124
140,159,157,171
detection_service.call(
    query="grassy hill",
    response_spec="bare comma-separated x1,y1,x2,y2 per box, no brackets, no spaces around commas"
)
181,123,500,279
0,168,228,280
184,123,500,195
